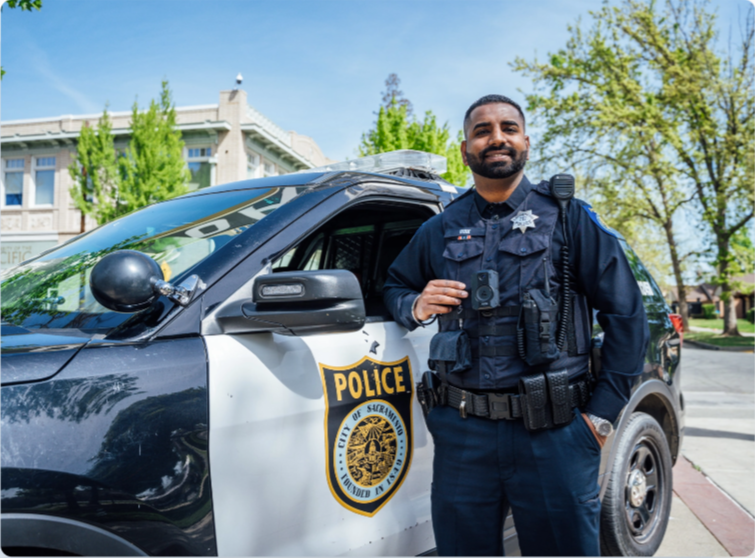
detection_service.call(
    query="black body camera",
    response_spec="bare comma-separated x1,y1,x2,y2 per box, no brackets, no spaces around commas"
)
471,270,500,310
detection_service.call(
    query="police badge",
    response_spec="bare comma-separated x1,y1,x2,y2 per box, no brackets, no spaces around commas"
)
318,355,414,517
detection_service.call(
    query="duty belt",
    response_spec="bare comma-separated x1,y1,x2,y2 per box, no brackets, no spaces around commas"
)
439,305,521,321
443,379,590,420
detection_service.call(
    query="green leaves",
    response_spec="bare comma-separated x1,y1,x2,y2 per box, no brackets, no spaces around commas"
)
513,0,754,332
359,75,470,186
5,0,42,11
68,81,189,225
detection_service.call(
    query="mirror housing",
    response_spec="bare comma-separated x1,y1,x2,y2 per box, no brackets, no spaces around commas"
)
216,270,366,335
90,250,199,313
90,250,164,312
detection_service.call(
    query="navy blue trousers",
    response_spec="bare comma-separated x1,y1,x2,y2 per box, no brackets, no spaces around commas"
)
426,405,601,556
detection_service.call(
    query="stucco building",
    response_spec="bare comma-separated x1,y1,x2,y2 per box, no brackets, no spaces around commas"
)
0,89,334,269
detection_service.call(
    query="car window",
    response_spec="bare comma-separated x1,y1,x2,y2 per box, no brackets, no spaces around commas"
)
1,186,309,334
272,202,434,319
619,239,669,315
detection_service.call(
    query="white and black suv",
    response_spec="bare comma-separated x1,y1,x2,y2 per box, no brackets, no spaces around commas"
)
1,150,684,556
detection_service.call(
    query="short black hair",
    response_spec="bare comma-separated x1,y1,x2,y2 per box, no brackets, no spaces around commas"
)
463,94,526,137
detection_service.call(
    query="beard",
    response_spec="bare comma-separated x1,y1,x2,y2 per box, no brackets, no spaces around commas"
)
466,145,528,179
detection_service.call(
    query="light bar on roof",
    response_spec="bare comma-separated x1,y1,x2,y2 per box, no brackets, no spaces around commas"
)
303,149,447,175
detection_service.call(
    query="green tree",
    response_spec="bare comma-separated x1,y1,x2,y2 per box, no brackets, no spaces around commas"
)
68,109,122,227
118,81,190,213
513,0,754,335
68,81,190,226
360,75,469,187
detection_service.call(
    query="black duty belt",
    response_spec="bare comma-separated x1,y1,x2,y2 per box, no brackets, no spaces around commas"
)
444,379,590,420
467,323,518,338
439,305,521,322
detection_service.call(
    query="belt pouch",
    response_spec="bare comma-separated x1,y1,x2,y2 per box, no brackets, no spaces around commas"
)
416,371,441,419
521,290,560,366
546,370,573,426
428,330,471,375
518,373,553,431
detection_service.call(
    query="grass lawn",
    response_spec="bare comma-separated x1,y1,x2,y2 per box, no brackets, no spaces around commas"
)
688,318,755,334
685,331,755,349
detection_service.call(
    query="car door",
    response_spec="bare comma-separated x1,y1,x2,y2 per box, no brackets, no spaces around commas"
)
202,185,442,556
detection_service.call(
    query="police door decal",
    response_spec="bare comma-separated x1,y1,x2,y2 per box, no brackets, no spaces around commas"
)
319,355,414,517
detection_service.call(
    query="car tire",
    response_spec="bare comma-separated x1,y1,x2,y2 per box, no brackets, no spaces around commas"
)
600,411,673,556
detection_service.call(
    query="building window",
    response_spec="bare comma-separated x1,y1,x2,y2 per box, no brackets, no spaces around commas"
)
264,160,277,177
34,156,56,206
186,147,212,191
247,152,260,179
3,159,24,206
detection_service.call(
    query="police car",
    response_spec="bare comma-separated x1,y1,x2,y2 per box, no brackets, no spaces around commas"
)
1,150,683,556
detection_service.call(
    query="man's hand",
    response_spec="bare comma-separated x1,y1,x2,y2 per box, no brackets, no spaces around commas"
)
581,413,607,448
414,280,468,322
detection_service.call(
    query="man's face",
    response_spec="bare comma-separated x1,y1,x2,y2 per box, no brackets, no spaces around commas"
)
462,103,530,180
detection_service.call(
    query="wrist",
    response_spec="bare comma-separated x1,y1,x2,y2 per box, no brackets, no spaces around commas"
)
586,413,613,437
411,295,436,326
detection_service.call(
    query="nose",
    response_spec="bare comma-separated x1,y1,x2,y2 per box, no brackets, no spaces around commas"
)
488,126,509,147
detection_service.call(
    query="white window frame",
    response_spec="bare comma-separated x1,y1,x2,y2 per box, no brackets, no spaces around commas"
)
185,146,216,189
247,151,261,179
1,158,26,209
263,159,278,177
31,156,57,208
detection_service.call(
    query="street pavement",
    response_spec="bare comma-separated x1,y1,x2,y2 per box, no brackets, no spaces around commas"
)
656,346,755,557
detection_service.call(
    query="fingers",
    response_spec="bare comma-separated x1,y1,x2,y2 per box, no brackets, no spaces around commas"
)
414,280,469,322
424,280,468,302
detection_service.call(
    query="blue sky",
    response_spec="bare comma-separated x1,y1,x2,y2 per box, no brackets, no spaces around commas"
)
2,0,751,162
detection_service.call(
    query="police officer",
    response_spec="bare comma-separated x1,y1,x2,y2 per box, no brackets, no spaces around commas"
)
383,95,649,556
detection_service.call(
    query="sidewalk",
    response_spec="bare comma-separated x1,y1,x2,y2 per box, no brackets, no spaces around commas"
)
688,326,755,337
656,457,755,557
656,348,755,556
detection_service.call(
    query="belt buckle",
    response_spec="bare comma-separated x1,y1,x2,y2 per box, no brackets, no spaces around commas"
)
459,391,468,419
488,393,513,420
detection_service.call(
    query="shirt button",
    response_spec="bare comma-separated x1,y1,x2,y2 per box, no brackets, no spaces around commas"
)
484,374,491,379
486,256,492,262
520,247,527,253
483,336,489,342
492,225,498,230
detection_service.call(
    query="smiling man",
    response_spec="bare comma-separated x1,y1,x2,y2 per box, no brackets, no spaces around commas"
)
383,95,649,556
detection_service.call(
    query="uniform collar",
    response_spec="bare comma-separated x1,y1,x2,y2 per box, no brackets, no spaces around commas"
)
473,175,533,217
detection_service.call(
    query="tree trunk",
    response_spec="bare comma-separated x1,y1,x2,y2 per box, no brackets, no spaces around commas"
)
663,220,690,331
717,237,741,336
722,288,741,336
80,211,86,234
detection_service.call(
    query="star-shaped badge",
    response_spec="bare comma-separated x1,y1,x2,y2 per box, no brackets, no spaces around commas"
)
511,210,539,233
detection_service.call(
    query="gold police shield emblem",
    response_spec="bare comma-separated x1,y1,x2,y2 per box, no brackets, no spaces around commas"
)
319,355,414,516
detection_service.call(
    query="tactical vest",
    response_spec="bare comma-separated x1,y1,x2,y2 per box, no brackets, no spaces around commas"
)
438,181,591,390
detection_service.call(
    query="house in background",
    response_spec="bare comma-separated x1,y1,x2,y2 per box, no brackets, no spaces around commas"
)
667,273,755,319
0,89,335,270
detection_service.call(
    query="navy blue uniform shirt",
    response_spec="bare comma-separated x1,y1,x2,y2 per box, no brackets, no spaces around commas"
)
383,176,649,423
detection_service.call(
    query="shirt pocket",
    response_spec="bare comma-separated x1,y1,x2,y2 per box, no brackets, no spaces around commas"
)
442,239,485,262
442,239,485,282
498,234,551,288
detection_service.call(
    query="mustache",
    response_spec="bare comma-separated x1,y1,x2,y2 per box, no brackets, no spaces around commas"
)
480,146,516,158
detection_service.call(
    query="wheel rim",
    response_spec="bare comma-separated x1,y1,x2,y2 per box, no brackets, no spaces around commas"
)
623,435,664,543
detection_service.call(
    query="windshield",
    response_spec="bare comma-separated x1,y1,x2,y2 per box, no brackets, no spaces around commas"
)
2,186,306,333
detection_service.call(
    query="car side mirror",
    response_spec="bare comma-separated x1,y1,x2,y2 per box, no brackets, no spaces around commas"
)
215,270,366,335
90,250,199,313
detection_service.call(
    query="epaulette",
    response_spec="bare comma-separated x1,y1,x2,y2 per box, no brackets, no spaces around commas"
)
443,186,475,208
580,202,624,239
